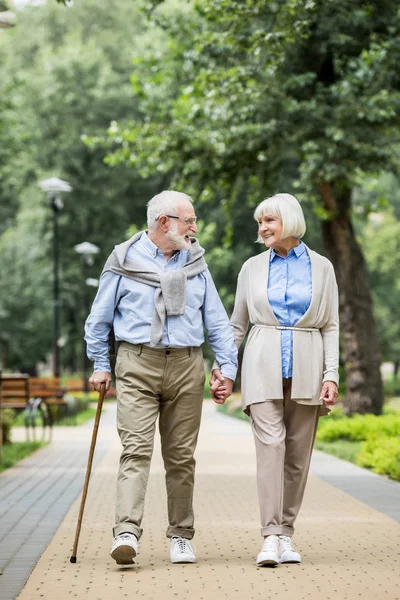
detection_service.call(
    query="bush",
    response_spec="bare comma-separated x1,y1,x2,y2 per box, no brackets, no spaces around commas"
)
316,412,400,442
357,436,400,481
71,391,100,403
1,408,16,444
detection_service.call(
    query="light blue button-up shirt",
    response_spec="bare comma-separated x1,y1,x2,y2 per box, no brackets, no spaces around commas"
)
85,232,238,380
268,242,312,378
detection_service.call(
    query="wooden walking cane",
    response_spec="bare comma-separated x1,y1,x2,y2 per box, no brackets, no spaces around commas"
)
70,382,106,563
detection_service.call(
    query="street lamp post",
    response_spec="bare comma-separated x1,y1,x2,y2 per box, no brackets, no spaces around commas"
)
39,177,72,378
74,242,99,393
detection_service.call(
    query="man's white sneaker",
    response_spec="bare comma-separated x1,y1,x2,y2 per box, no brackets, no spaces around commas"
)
110,533,138,565
256,535,279,566
278,535,301,563
170,536,196,563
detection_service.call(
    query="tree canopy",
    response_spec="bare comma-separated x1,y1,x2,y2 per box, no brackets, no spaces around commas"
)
103,0,400,413
0,0,161,371
1,0,400,414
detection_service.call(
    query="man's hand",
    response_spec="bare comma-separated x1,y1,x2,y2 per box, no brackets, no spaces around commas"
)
210,368,233,405
89,371,112,393
319,381,338,406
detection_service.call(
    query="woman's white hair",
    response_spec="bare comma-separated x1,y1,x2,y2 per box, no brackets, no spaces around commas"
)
147,190,193,231
254,193,306,241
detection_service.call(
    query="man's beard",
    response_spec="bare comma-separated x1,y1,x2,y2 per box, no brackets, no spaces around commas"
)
166,222,191,250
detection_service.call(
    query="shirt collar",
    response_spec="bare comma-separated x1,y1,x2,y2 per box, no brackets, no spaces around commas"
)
270,241,306,261
140,231,183,261
139,231,159,258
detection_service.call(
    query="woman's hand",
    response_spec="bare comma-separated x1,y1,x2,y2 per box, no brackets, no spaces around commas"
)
319,381,338,406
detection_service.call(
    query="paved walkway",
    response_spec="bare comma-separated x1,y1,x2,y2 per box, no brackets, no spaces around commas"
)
0,401,399,600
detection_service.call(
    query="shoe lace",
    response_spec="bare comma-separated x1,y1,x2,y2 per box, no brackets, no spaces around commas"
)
263,535,279,551
279,536,294,551
172,536,193,553
119,533,134,542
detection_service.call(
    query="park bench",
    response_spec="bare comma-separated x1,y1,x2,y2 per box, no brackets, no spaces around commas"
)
0,375,70,440
0,374,52,441
65,377,116,397
29,377,65,405
65,378,85,393
0,374,30,410
29,376,70,424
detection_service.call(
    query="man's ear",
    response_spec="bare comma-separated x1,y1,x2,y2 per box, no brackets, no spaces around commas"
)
158,215,169,232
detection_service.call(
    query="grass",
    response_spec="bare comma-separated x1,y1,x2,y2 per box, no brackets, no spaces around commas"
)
58,407,98,426
217,394,400,480
13,406,99,427
0,441,47,473
314,440,363,462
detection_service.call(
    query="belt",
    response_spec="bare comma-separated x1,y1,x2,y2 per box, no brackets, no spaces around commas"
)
119,341,198,357
253,324,319,332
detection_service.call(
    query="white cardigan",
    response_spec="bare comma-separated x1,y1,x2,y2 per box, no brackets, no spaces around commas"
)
231,245,339,414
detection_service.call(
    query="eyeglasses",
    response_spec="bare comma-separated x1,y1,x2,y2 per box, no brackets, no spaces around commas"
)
156,215,198,226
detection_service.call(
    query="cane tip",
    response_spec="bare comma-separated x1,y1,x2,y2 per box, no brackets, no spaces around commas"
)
70,556,77,563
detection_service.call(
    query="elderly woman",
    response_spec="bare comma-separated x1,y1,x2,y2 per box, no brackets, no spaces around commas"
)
212,193,339,566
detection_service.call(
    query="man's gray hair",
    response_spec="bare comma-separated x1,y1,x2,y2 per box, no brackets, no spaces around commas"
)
147,190,193,231
254,193,306,241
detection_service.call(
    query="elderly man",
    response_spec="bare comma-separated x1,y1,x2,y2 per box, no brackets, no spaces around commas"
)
85,190,237,565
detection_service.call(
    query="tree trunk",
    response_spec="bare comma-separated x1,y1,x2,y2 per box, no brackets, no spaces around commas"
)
320,182,383,415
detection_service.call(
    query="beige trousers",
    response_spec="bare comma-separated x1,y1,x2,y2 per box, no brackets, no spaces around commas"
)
113,342,205,540
249,378,319,537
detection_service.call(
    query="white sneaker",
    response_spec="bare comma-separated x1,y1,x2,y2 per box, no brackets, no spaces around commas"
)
278,535,301,563
170,536,196,563
110,532,138,565
256,535,279,566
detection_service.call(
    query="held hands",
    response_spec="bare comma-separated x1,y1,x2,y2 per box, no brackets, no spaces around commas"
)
210,368,233,405
319,381,338,406
89,371,112,393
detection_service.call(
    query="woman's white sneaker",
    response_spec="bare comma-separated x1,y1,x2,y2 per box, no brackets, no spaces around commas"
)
170,536,196,563
278,536,301,563
256,535,279,566
110,532,138,565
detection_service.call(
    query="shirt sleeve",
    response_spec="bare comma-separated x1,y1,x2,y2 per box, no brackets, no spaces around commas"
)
84,270,121,373
201,269,238,381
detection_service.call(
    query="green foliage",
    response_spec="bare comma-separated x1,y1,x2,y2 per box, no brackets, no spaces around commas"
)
107,0,400,205
59,406,97,426
383,376,400,399
314,440,362,463
353,178,400,362
316,409,400,480
357,436,400,481
0,0,162,371
220,398,400,480
316,412,400,442
103,1,400,390
0,441,46,473
68,391,102,402
1,408,15,444
0,196,53,371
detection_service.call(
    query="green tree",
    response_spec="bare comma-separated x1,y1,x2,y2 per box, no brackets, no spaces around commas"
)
355,173,400,366
0,0,162,371
106,0,400,414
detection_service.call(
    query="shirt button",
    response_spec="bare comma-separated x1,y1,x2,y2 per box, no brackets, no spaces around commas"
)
166,350,171,355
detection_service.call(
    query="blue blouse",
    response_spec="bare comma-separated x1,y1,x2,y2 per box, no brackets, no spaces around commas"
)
268,242,312,378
